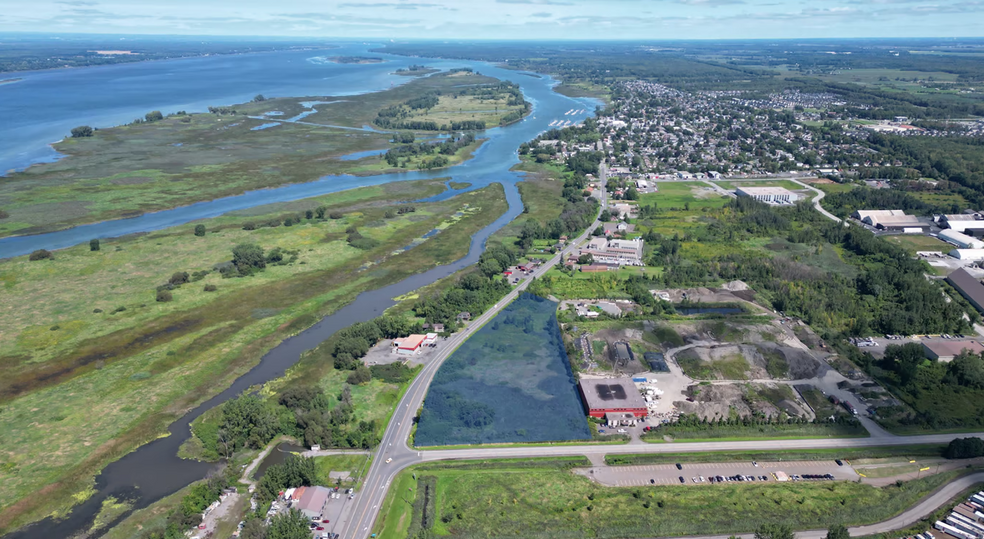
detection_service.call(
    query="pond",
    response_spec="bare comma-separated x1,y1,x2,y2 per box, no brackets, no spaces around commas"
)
415,293,590,446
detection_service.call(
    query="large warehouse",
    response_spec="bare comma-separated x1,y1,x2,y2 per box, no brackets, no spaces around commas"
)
736,186,798,204
578,378,648,418
948,268,984,314
941,229,984,250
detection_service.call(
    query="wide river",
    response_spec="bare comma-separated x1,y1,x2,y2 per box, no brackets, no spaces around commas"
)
1,44,599,537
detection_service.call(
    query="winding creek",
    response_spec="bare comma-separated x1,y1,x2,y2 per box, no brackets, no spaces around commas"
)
2,45,600,537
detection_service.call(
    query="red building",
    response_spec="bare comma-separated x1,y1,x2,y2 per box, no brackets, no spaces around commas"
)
578,378,648,418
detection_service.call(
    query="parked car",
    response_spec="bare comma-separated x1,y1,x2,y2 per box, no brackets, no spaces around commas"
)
675,463,683,470
679,476,685,483
650,478,656,484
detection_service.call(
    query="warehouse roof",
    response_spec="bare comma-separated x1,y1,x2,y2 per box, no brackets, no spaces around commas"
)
736,186,796,196
579,378,648,410
923,340,984,358
948,268,984,309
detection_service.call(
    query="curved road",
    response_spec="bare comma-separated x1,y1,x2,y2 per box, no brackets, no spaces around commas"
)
340,169,978,539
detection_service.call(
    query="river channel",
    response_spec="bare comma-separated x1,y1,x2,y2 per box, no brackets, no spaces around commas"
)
1,45,599,537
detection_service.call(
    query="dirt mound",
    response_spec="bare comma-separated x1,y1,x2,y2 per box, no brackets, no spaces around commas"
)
721,280,749,291
753,343,825,379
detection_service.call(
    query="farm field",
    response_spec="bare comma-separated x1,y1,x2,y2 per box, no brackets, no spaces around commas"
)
0,71,506,238
0,181,508,534
375,458,966,539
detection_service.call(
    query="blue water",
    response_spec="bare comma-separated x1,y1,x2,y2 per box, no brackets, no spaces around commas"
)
0,45,599,259
416,293,591,446
250,122,281,131
338,148,388,161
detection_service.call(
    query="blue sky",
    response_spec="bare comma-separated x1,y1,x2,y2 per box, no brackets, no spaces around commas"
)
1,0,982,39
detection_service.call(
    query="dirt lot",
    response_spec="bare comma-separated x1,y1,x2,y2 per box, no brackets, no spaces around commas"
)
675,382,813,420
674,342,824,381
362,336,449,367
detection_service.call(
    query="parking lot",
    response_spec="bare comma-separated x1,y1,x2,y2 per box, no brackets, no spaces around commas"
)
578,460,858,487
853,333,980,358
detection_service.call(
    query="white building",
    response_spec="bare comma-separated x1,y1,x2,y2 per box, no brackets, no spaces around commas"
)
949,249,984,260
736,186,798,204
853,209,907,227
941,229,984,250
582,237,645,266
941,214,984,235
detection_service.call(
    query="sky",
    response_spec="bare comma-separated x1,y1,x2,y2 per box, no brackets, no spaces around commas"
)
1,0,983,40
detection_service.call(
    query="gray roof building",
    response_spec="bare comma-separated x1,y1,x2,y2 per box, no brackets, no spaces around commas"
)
578,378,648,417
948,268,984,314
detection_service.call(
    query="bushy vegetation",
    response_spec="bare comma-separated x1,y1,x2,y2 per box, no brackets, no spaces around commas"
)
411,246,515,328
383,134,475,170
873,344,984,430
645,412,865,441
137,474,229,539
257,455,317,503
945,437,984,459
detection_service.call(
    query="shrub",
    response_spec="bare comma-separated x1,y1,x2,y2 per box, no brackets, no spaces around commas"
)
156,290,173,302
70,126,93,138
345,225,359,234
145,110,164,122
204,284,218,292
89,239,100,251
384,209,396,219
232,243,266,274
315,206,328,219
242,222,257,231
346,365,372,385
945,437,984,459
92,308,103,313
0,209,9,219
349,237,380,250
169,271,190,285
29,249,53,261
194,224,206,237
305,210,314,220
329,211,344,220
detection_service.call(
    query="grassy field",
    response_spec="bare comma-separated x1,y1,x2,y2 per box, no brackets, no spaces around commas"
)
605,445,947,466
314,454,373,488
0,181,509,534
885,234,953,253
641,182,729,211
644,421,868,441
0,71,508,237
374,458,966,539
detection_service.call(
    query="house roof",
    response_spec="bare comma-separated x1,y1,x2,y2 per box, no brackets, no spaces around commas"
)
923,340,984,358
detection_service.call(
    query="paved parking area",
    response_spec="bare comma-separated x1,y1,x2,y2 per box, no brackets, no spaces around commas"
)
577,460,858,487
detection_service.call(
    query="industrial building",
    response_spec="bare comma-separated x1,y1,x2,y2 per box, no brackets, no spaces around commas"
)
578,378,649,419
948,268,984,314
923,340,984,362
941,213,984,236
853,209,907,226
290,486,331,519
941,229,984,249
581,237,645,266
950,249,984,260
392,333,436,355
735,186,799,204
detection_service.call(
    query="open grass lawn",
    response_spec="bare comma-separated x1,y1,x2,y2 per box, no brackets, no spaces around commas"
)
0,182,509,534
552,82,611,103
647,421,869,441
885,234,953,253
606,445,947,466
0,72,508,238
376,459,964,539
314,453,373,487
640,182,729,211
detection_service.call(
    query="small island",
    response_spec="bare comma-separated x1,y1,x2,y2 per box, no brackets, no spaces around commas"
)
395,64,440,76
328,56,385,64
0,78,22,85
